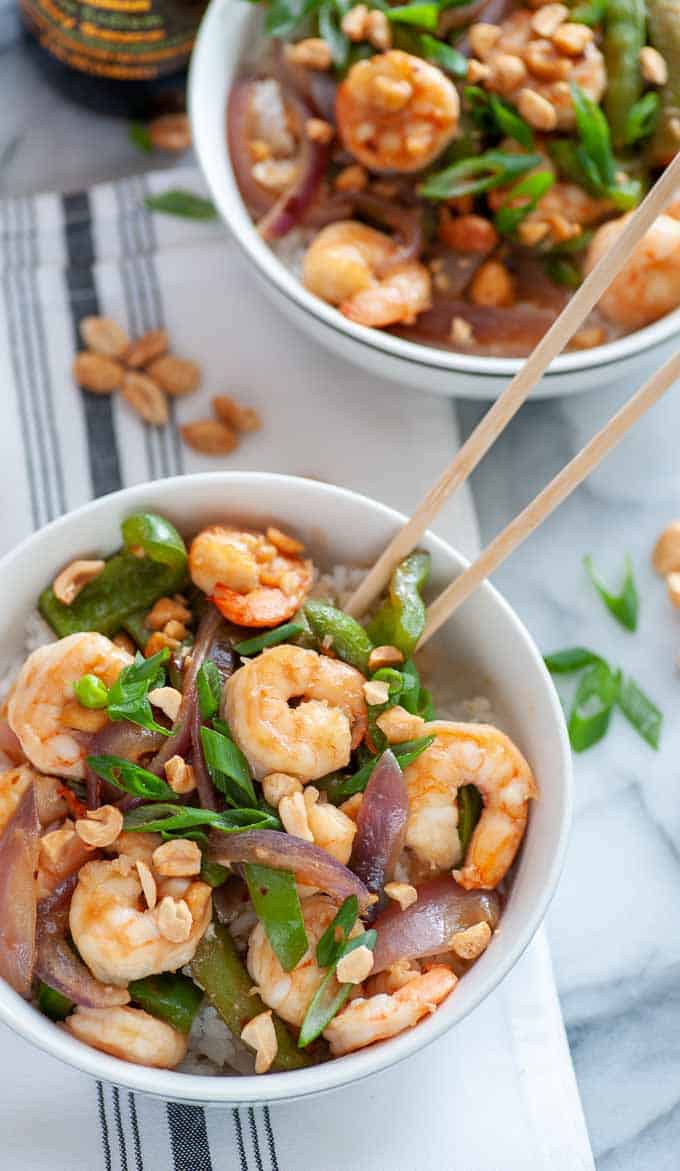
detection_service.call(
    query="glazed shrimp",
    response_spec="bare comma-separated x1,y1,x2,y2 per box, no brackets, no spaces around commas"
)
303,222,431,327
323,965,456,1055
402,721,537,889
69,856,212,985
65,1005,188,1068
585,209,680,329
8,633,133,779
336,51,459,173
248,894,359,1027
224,645,367,782
189,525,313,627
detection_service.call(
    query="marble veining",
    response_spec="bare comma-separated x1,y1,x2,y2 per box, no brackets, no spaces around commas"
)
2,27,680,1167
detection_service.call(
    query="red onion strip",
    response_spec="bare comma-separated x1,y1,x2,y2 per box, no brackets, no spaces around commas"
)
371,876,501,974
349,750,407,915
257,91,330,241
227,80,279,217
35,919,129,1009
209,829,372,910
0,786,40,998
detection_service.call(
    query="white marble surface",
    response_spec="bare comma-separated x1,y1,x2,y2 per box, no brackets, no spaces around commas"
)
2,22,680,1169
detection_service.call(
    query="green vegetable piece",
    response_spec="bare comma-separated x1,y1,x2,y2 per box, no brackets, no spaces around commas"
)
624,91,661,145
570,0,607,25
234,622,304,656
74,674,110,709
544,647,604,673
39,550,186,639
318,734,435,803
200,858,231,887
570,83,642,208
419,34,467,77
196,661,222,720
38,982,73,1021
316,895,359,968
387,2,439,28
122,802,278,835
367,551,431,658
190,922,311,1070
319,0,349,67
107,648,172,736
129,122,152,153
488,93,534,149
495,171,555,236
617,675,662,748
603,0,646,149
647,0,680,165
121,513,187,572
298,929,377,1047
544,256,582,288
144,190,217,220
420,150,543,201
245,863,309,972
87,754,178,800
200,726,257,807
128,973,203,1034
568,661,620,752
121,608,152,651
304,600,374,673
457,786,483,858
584,554,639,631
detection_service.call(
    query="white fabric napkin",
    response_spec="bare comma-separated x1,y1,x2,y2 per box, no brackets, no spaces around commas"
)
0,165,594,1171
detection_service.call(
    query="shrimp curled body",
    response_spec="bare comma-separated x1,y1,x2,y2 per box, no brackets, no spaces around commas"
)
64,1005,188,1068
225,645,367,782
402,720,537,889
303,221,431,327
336,50,460,173
585,208,680,330
8,633,133,779
69,857,212,986
323,965,456,1055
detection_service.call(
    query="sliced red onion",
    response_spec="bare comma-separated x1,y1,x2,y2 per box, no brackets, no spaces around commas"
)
307,71,338,123
258,91,330,241
0,786,40,998
397,300,560,355
350,750,407,912
228,80,279,217
209,829,372,910
371,876,501,974
36,909,128,1008
353,193,424,273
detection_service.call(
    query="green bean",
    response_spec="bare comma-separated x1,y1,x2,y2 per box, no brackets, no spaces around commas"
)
647,0,680,164
367,551,431,658
38,982,73,1021
190,923,311,1070
128,973,203,1033
303,600,374,674
603,0,646,148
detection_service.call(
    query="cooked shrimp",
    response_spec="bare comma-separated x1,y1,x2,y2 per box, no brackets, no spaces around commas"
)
303,222,431,327
225,645,367,782
585,209,680,329
188,525,313,627
8,633,132,779
482,10,605,129
69,856,212,986
0,764,66,833
248,894,358,1027
323,965,456,1055
336,50,459,173
64,1005,188,1068
402,721,537,888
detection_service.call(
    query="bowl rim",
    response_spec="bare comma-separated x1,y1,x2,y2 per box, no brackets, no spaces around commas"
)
0,471,572,1104
188,0,680,384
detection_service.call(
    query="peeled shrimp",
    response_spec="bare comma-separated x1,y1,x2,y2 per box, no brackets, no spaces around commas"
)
69,856,211,986
248,893,357,1027
336,50,459,173
224,644,367,782
8,633,132,779
188,525,313,627
323,965,456,1055
402,721,537,889
64,1005,188,1068
585,209,680,329
303,221,431,327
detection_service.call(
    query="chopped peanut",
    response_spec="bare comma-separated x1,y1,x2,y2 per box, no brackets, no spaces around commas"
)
163,619,187,641
530,3,568,37
490,53,527,93
552,21,593,55
339,792,363,822
469,260,516,308
653,523,680,575
165,755,197,795
363,679,390,706
341,3,369,40
384,881,418,910
153,838,202,878
376,705,425,743
252,159,298,193
639,45,667,86
335,164,368,193
75,804,123,848
157,896,193,943
285,38,332,70
148,686,182,723
467,58,491,83
368,645,405,671
336,944,374,984
517,87,558,131
570,326,605,350
240,1011,278,1074
144,631,181,658
279,791,313,841
262,772,303,807
136,860,157,909
147,596,191,631
667,572,680,608
451,316,474,346
449,920,492,960
518,219,550,246
524,39,571,81
468,22,501,59
366,8,391,49
305,117,334,145
53,559,105,606
439,210,498,253
212,394,262,433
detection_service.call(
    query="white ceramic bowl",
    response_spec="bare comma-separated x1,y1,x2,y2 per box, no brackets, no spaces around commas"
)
0,472,571,1103
188,0,680,401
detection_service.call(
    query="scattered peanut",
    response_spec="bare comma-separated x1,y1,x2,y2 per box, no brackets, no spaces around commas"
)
262,773,303,807
148,686,182,723
126,329,169,368
653,522,680,575
450,315,474,346
666,572,680,608
136,860,157,909
467,58,492,83
335,164,368,193
384,881,418,910
518,219,551,246
363,679,391,706
163,620,187,641
490,52,527,92
449,920,492,960
439,210,498,253
240,1011,278,1074
152,838,202,877
165,755,197,795
530,3,568,37
469,260,516,308
212,395,262,433
180,419,239,455
468,22,501,59
570,326,605,349
157,896,193,943
147,355,201,397
252,158,299,192
517,86,558,131
73,352,124,394
144,631,181,657
306,117,334,145
342,4,368,39
53,559,105,606
122,371,169,426
524,39,571,81
366,9,391,50
79,316,130,359
368,645,405,671
279,791,314,841
336,944,374,984
552,21,593,55
148,113,192,153
147,596,192,631
285,38,332,70
75,804,124,848
639,45,668,86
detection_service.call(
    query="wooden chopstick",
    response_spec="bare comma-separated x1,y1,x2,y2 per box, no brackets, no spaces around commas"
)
345,152,680,619
417,350,680,647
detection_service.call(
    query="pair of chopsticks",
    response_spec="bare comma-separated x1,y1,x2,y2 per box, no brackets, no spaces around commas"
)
346,152,680,647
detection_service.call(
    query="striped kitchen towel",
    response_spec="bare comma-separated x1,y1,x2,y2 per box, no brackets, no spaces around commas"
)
0,166,594,1171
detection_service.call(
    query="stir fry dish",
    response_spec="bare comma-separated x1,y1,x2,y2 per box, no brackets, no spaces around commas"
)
0,513,537,1073
228,0,680,356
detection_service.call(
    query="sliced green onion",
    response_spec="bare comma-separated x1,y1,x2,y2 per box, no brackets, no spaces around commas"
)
245,863,308,972
129,122,152,154
121,513,188,572
200,725,257,807
420,150,543,201
298,929,377,1047
316,895,359,968
234,622,303,656
200,857,231,887
568,661,620,752
623,92,660,146
544,256,582,288
386,3,439,28
144,190,217,220
489,94,534,150
74,673,110,709
617,676,662,749
457,785,482,857
87,755,177,800
122,802,278,835
584,554,638,631
319,0,350,68
494,170,555,236
318,734,435,804
544,647,604,673
196,660,222,720
419,33,467,76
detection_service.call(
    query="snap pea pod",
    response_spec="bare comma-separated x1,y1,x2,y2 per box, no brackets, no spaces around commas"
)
38,981,73,1021
244,863,308,971
190,923,311,1070
40,551,187,638
121,513,187,573
128,973,203,1034
367,551,431,659
647,0,680,164
603,0,646,148
303,600,374,674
